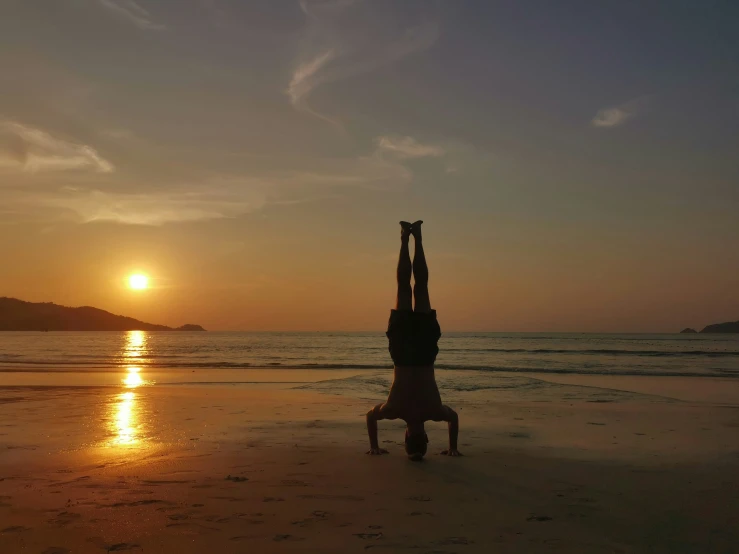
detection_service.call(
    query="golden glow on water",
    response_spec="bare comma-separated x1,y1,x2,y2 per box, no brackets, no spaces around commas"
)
124,330,147,359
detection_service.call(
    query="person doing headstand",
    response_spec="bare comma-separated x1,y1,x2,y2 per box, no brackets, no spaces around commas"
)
366,221,461,461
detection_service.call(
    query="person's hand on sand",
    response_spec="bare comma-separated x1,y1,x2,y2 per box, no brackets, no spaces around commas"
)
366,447,389,455
441,448,463,457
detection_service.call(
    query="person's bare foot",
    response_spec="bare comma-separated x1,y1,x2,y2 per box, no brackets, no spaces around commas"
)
400,221,412,241
410,220,423,241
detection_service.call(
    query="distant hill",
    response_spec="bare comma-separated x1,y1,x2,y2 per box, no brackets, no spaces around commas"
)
0,297,205,331
680,328,698,334
700,320,739,334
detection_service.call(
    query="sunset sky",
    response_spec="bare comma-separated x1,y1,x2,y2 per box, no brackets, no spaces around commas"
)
1,1,737,332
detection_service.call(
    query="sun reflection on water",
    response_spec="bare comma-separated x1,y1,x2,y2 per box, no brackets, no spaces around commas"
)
124,330,147,359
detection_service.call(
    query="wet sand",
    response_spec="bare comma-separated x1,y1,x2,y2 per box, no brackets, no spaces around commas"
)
1,370,738,553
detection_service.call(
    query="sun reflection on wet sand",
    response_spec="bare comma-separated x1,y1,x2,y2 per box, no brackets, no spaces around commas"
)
113,391,139,445
123,366,144,388
107,376,155,448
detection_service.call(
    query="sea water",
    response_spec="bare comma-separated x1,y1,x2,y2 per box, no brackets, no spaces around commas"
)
0,331,737,378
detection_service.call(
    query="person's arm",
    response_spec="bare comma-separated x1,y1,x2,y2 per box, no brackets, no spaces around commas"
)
366,404,389,455
440,405,462,456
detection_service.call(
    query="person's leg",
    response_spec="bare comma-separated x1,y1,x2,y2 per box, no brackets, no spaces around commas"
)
411,221,431,313
395,222,413,311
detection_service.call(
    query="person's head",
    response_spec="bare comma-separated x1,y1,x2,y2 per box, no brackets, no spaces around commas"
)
404,424,428,460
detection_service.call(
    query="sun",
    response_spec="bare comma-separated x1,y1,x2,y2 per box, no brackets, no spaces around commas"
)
129,274,148,290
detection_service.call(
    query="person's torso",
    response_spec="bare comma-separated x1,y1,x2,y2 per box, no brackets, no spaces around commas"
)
387,366,442,421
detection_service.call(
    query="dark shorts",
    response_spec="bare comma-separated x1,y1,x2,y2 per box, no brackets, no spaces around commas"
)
386,310,441,366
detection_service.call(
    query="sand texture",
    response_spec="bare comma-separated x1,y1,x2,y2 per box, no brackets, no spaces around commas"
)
1,370,738,553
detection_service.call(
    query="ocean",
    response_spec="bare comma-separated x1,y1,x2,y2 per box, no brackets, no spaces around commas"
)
0,331,737,378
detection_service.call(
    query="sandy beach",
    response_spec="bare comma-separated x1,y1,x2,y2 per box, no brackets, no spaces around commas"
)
1,369,738,553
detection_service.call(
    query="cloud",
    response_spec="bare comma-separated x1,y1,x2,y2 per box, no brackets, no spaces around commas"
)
2,128,420,226
41,182,266,225
376,135,445,159
591,96,651,128
278,151,415,194
287,49,337,109
26,149,412,225
36,153,410,225
591,107,633,128
287,49,341,126
97,0,165,30
288,1,439,124
0,121,114,173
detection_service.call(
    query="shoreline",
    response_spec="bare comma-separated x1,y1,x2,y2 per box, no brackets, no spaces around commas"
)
2,368,739,406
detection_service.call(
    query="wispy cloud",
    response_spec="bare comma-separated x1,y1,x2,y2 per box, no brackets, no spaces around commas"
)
591,96,651,128
287,49,340,126
591,107,633,128
287,48,336,106
97,0,165,31
376,135,445,159
15,150,412,225
0,121,114,173
42,181,266,225
279,152,413,190
2,124,422,225
288,0,439,125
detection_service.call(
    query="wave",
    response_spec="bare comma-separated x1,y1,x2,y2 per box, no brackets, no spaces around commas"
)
0,360,736,378
2,347,735,370
440,334,736,342
0,360,390,370
435,364,739,378
442,348,739,357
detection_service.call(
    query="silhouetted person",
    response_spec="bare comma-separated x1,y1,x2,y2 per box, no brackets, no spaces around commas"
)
366,221,461,461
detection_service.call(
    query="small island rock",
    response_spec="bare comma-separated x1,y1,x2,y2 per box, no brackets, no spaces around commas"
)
176,324,207,331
